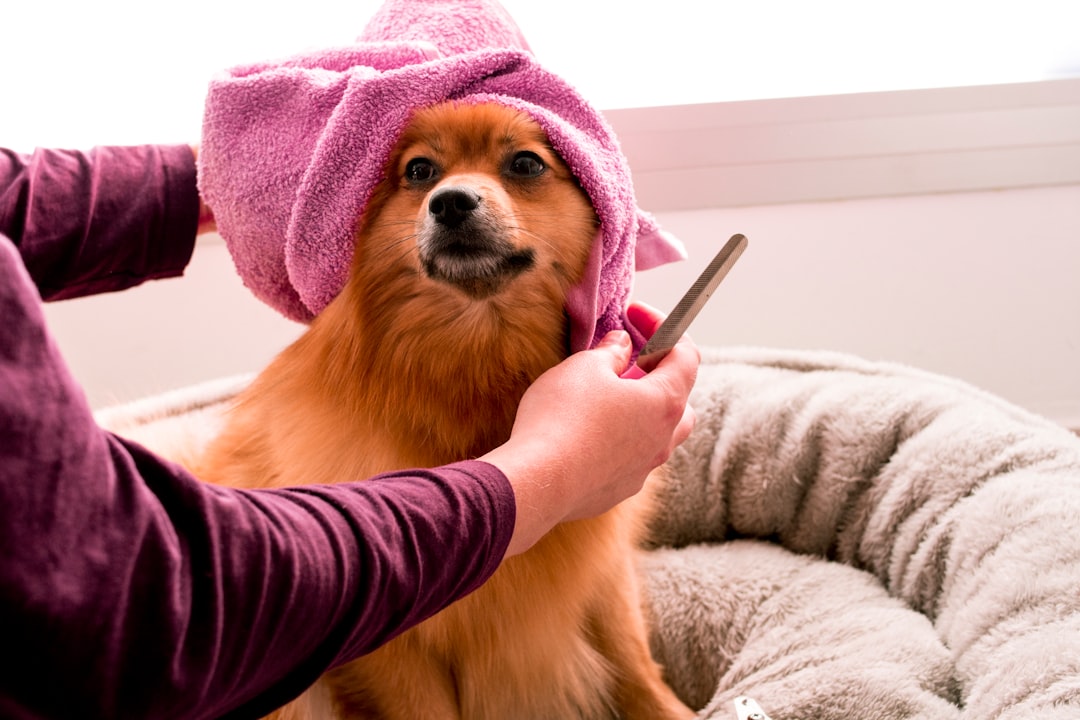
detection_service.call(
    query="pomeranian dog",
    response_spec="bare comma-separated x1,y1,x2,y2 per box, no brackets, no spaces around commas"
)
190,101,694,720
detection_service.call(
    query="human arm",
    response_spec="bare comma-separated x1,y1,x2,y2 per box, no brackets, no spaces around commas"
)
0,142,697,559
0,144,204,300
0,142,698,715
0,145,510,717
0,233,514,718
0,241,692,717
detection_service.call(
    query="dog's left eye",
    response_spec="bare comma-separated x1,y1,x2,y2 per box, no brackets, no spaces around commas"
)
508,152,545,178
405,158,438,183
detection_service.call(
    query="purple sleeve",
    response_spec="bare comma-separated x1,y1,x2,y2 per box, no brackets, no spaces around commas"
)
0,153,517,718
0,145,199,299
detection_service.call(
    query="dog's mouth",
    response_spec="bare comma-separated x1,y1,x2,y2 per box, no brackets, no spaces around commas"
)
418,185,536,299
420,239,535,298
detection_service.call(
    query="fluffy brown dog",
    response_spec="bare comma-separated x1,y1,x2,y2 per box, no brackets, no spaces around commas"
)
192,101,694,720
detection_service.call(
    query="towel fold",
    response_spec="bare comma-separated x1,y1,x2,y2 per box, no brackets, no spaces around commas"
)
198,0,685,352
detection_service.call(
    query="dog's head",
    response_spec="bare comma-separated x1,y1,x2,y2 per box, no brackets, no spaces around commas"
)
346,101,599,350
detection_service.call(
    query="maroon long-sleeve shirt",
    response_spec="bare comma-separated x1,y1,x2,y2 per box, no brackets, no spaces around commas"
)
0,145,515,719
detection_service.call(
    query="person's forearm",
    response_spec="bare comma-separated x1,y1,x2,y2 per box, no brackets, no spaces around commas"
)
0,238,514,718
0,144,200,300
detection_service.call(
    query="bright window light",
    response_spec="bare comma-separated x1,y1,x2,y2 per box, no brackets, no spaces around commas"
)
4,1,1078,151
514,0,1080,108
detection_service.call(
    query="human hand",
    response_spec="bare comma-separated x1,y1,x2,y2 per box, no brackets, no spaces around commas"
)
190,145,216,236
482,304,700,557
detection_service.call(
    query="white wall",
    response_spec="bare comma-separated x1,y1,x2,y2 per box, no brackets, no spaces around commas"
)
6,1,1078,152
641,185,1080,429
41,240,304,409
42,183,1080,429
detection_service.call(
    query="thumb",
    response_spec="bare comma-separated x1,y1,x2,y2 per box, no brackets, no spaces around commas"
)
593,330,633,372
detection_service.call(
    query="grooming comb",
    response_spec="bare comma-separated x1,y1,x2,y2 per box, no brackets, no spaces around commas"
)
624,233,748,377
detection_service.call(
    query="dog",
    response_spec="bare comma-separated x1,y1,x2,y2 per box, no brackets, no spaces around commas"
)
190,101,695,719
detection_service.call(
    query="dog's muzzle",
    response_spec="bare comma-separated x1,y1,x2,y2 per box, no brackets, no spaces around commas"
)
418,184,535,298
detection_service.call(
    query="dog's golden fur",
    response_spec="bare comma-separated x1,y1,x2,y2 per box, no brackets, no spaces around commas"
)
191,102,693,719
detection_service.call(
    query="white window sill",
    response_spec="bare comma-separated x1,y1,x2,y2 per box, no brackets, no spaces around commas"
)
606,78,1080,210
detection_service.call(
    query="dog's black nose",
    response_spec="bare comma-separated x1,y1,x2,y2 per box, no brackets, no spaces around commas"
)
428,186,481,228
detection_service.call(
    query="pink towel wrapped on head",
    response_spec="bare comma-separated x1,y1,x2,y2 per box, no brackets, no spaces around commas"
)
199,0,685,353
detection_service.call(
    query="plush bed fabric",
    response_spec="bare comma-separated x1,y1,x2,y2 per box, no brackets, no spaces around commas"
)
648,347,1080,719
96,348,1080,719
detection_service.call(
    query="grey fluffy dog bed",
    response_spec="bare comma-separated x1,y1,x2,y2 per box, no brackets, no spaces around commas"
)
98,348,1080,719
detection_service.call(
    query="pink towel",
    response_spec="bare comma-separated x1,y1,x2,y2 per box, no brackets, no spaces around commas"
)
199,0,685,353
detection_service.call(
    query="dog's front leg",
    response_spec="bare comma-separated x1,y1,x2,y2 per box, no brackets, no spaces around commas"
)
324,634,460,720
587,555,697,720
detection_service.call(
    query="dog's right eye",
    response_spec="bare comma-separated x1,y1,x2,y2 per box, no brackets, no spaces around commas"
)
405,158,438,184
